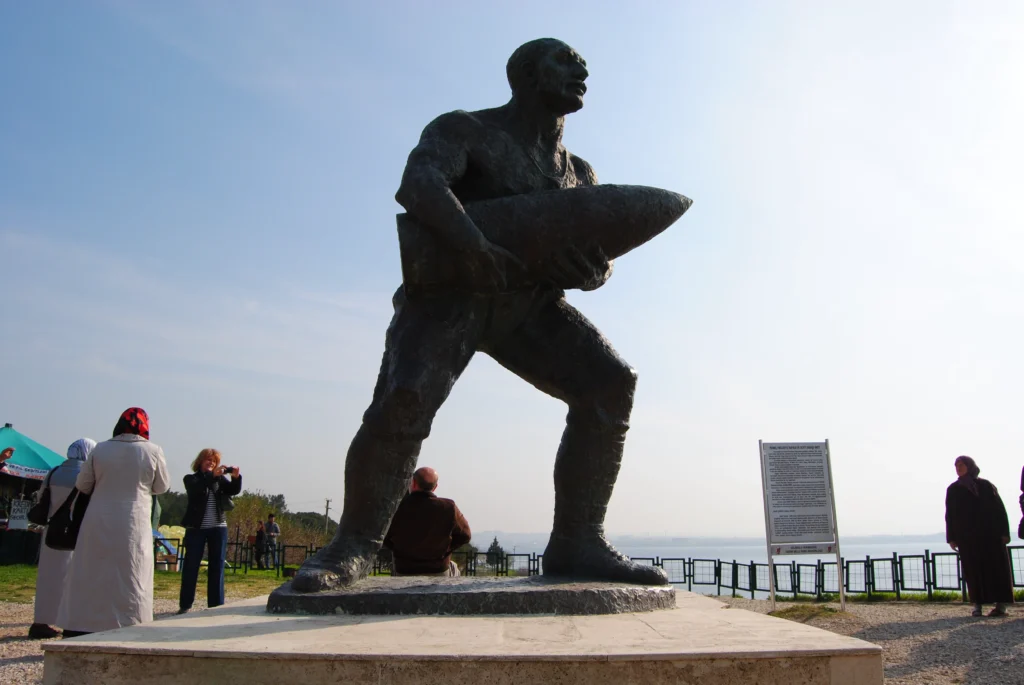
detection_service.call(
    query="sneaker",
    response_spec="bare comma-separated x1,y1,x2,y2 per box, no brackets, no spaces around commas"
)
176,607,190,615
987,607,1008,617
971,608,983,617
27,623,60,640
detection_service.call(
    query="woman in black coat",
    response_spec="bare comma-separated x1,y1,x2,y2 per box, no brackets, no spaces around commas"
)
945,455,1013,617
178,448,241,614
1018,465,1024,541
253,521,266,570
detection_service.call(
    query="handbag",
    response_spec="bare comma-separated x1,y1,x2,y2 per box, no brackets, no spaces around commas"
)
27,469,55,526
45,487,91,551
217,490,235,512
215,474,236,511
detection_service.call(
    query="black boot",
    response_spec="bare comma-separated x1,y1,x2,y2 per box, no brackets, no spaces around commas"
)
542,417,668,586
291,426,419,592
61,630,92,639
543,528,668,585
28,623,60,639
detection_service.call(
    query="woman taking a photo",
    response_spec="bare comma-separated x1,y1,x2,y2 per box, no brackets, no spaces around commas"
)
178,448,241,614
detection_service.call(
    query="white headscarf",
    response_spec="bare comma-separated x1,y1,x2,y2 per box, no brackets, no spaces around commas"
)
66,438,97,461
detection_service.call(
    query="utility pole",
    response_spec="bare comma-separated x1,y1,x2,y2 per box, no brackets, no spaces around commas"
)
324,498,332,533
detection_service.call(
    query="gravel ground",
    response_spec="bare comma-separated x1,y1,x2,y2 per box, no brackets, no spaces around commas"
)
723,598,1022,684
2,597,1020,684
0,598,207,685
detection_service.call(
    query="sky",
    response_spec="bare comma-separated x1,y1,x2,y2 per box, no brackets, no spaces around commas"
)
2,1,1022,537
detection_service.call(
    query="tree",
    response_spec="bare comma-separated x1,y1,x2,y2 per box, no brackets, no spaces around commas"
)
455,542,479,556
225,492,332,562
267,493,287,515
157,491,188,526
292,511,337,536
486,536,506,567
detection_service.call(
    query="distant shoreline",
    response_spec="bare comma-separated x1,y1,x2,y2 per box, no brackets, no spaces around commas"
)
474,531,948,549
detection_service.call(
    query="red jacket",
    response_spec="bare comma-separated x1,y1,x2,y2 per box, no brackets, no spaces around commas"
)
384,491,471,574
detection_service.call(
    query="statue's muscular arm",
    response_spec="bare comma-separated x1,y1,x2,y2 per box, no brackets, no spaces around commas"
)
395,111,489,253
395,111,521,290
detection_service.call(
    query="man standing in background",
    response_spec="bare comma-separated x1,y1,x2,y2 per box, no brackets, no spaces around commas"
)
265,513,281,569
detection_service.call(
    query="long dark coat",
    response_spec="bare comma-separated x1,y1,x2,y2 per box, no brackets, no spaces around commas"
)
1018,466,1024,540
945,478,1014,604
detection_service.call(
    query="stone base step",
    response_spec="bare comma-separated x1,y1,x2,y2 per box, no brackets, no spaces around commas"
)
43,592,882,685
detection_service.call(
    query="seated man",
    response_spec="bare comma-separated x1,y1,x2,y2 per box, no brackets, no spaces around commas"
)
384,467,470,576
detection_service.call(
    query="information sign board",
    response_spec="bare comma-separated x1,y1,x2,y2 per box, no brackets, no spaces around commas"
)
8,500,31,530
759,440,846,610
761,442,834,545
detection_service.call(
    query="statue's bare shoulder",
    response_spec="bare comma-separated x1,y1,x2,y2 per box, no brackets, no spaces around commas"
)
428,107,601,190
399,110,491,196
569,154,598,186
417,109,490,148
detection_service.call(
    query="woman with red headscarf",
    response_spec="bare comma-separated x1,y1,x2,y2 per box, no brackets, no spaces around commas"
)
57,408,171,636
945,455,1014,617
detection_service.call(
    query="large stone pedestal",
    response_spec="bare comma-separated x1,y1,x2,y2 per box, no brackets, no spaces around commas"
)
43,592,882,685
267,575,677,615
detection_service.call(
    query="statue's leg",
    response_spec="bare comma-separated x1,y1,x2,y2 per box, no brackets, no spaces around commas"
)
292,288,484,592
483,292,668,585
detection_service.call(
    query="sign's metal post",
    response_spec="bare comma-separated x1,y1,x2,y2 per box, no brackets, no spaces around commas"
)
825,440,847,611
759,440,777,611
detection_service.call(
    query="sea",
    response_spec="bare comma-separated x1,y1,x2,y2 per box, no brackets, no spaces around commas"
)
477,532,957,565
472,532,1001,598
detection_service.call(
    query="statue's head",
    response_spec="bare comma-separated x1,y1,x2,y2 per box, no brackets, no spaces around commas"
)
507,38,588,116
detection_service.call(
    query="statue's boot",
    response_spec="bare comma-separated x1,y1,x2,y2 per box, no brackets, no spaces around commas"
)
542,419,669,586
291,426,418,592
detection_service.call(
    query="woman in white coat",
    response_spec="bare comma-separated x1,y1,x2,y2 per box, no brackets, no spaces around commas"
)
58,408,170,636
28,438,96,639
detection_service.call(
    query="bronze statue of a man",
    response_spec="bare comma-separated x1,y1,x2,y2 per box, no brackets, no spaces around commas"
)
293,38,669,591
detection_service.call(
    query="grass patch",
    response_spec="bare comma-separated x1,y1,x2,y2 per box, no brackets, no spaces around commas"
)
766,589,998,603
755,587,1024,604
0,564,38,603
822,589,1023,603
153,568,284,601
769,605,841,623
0,564,284,604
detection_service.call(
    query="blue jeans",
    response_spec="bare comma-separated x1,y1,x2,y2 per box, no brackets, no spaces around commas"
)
179,527,228,610
264,540,278,569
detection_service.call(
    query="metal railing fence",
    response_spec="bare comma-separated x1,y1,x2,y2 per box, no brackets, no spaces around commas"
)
149,540,1024,599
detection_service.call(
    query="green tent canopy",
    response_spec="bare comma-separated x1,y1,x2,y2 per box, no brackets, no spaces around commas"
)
0,423,66,481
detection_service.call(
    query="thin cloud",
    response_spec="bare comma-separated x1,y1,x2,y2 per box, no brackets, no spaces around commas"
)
2,229,388,386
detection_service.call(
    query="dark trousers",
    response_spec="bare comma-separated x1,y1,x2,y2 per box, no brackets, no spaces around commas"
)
179,526,228,610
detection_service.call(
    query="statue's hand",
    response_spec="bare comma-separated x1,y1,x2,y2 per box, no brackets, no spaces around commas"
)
548,245,612,291
462,240,526,293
